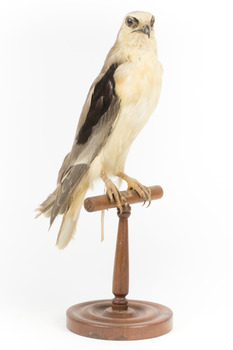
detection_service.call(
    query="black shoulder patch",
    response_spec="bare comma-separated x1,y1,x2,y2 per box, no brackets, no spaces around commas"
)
77,63,119,145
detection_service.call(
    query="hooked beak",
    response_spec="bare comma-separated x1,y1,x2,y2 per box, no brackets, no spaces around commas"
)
133,24,150,38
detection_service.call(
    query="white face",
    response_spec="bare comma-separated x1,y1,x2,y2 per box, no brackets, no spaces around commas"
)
120,11,155,41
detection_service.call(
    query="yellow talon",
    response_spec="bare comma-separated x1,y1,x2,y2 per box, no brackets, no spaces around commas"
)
101,170,128,212
117,171,151,207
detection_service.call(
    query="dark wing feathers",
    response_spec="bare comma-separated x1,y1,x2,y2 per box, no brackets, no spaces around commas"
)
77,63,119,145
50,62,121,225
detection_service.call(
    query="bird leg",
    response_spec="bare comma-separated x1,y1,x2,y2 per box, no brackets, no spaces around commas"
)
117,171,151,206
101,170,127,213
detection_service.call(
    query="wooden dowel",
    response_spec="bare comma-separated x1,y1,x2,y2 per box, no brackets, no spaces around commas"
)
84,185,163,212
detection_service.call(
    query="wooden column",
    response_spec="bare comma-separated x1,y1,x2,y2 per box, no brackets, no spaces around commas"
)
112,206,131,311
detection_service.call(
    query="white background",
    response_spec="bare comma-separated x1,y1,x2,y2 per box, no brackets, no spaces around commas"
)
0,0,233,348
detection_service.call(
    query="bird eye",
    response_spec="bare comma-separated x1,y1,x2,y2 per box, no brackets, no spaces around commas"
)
125,17,133,27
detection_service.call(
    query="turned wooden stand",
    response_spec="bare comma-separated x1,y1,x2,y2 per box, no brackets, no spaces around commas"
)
66,186,173,340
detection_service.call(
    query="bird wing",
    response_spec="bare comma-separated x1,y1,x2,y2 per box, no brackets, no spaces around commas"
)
50,62,121,225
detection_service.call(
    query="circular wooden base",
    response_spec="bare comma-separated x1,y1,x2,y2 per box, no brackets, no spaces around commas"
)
66,299,173,341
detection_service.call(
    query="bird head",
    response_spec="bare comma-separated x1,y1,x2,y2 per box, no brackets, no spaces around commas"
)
117,11,156,47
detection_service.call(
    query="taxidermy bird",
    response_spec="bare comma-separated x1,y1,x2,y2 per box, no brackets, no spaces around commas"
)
37,11,163,249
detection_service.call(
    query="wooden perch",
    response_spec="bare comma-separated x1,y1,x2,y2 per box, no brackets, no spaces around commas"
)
67,184,173,340
84,185,163,212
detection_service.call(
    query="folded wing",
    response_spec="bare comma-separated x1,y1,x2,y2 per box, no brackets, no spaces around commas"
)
49,63,121,225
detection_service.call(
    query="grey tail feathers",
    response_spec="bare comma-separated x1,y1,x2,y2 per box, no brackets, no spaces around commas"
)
50,163,89,227
35,187,59,219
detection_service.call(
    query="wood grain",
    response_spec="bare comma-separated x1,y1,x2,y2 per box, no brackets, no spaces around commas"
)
112,206,131,311
67,299,173,340
84,185,163,212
